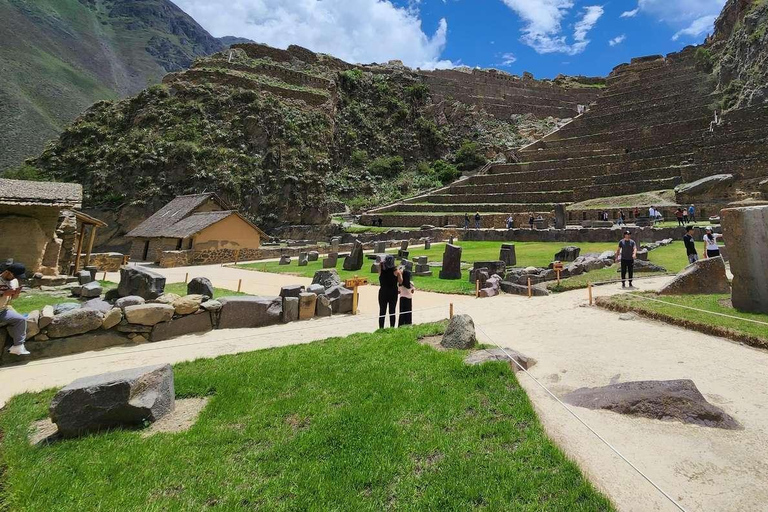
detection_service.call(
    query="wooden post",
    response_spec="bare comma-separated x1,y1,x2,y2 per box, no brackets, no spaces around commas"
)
556,269,561,285
588,282,593,306
102,271,107,281
234,249,240,265
352,275,359,315
184,272,189,283
72,223,87,275
527,278,532,298
475,278,480,298
449,303,454,319
84,226,97,267
237,279,242,293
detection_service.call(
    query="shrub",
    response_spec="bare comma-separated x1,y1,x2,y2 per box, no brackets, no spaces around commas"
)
432,160,460,184
339,69,364,92
454,141,487,172
349,150,369,169
1,165,44,181
694,47,714,73
368,155,405,179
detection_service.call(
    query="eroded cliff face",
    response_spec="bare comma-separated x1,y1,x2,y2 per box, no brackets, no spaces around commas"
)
710,0,768,109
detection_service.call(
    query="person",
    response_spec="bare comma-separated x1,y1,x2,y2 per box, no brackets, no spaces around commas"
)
675,208,684,227
682,208,689,224
633,206,639,220
397,267,415,327
618,210,626,225
0,263,30,356
648,206,656,226
506,215,514,230
683,226,698,264
528,213,535,229
615,231,637,288
688,204,696,223
474,212,481,229
464,213,470,230
703,227,722,258
377,255,401,329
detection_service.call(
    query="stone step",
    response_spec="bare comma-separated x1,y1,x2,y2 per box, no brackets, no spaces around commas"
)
573,176,683,202
359,212,549,229
377,203,560,214
424,190,574,204
601,72,706,101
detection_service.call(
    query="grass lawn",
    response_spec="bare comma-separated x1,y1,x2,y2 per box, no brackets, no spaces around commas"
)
0,323,613,511
598,293,768,348
238,241,621,295
9,282,248,316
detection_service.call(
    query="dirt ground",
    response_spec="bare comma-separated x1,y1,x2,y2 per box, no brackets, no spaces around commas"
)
2,264,767,512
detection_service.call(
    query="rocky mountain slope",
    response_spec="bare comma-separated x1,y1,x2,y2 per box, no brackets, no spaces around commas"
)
0,0,237,171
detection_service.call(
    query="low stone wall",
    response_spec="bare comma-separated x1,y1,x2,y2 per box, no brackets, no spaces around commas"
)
77,253,127,272
460,225,716,243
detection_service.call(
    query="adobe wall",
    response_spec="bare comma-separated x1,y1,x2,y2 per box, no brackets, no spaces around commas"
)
0,205,60,274
193,215,262,251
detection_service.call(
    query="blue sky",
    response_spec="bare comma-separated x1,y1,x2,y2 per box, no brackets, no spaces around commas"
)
175,0,727,79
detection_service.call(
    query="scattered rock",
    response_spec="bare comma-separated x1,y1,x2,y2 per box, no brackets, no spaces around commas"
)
187,277,214,298
102,308,123,330
53,303,80,315
26,310,40,338
200,300,222,312
464,348,536,372
82,298,113,313
47,309,104,338
123,304,175,326
342,240,364,271
172,295,204,315
440,314,477,350
500,281,550,296
555,246,581,262
49,364,175,438
217,296,282,329
311,269,342,289
115,296,145,309
79,281,102,298
154,293,181,305
279,255,291,265
39,305,55,328
117,266,166,300
659,257,730,295
279,285,305,299
563,379,740,430
77,270,93,285
325,285,354,314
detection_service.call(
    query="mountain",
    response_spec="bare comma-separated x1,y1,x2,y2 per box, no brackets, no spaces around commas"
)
0,0,237,171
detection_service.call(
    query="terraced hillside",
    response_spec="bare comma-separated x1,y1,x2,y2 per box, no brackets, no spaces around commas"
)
366,45,768,228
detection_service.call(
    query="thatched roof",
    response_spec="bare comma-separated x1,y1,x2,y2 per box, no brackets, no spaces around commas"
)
0,178,82,207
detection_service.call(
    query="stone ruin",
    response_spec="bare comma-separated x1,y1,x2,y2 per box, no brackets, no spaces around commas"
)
438,244,462,280
722,205,768,313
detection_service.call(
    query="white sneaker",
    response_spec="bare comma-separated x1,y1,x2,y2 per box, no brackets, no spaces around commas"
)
8,344,31,356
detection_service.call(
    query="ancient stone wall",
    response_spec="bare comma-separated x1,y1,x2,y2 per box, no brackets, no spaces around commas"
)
231,43,292,62
76,253,126,272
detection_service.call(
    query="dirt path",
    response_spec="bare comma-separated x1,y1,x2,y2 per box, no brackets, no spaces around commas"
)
2,267,767,511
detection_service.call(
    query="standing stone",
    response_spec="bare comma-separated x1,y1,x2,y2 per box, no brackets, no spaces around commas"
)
325,285,354,314
217,296,282,329
374,241,386,253
77,270,93,285
283,297,299,323
554,246,581,262
499,244,517,266
343,241,364,271
117,266,166,300
299,293,317,320
438,244,462,280
400,240,409,251
322,253,338,269
312,269,342,289
49,364,175,438
414,256,432,277
424,239,432,250
187,277,215,298
279,255,291,266
721,205,768,313
280,285,305,299
330,237,341,252
308,251,319,262
316,295,332,317
298,252,309,267
440,315,477,349
554,204,567,229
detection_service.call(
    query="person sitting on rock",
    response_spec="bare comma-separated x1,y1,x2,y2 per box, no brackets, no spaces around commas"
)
0,263,30,356
615,231,637,288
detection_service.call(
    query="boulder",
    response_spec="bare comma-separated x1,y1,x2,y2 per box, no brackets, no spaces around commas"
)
440,314,477,350
659,257,730,295
117,266,166,300
636,249,649,261
151,312,214,342
722,205,768,313
102,308,123,330
554,246,580,262
283,297,299,323
187,277,214,298
563,380,740,430
49,364,175,438
424,239,432,250
279,255,291,266
39,305,55,328
307,251,319,262
172,295,204,315
307,284,326,295
115,296,146,309
47,309,104,338
438,244,462,280
82,298,113,313
123,304,175,326
343,240,364,271
200,300,222,312
26,310,41,338
627,260,666,273
217,296,282,329
316,295,332,317
326,285,354,314
312,269,342,289
299,293,317,320
154,293,181,305
675,174,735,197
53,303,80,315
464,348,536,373
279,285,305,299
77,270,93,285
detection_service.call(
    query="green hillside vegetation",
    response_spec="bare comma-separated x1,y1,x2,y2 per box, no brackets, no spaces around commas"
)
0,0,229,171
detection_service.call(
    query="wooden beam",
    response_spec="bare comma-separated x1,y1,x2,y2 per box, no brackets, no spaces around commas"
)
73,223,86,275
85,226,97,267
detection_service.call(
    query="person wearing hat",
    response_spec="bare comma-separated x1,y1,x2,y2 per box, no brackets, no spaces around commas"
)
703,227,722,258
615,230,637,288
0,263,30,356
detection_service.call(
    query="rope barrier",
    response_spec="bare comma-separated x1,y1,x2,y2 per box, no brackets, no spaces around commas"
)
469,319,689,512
623,292,768,328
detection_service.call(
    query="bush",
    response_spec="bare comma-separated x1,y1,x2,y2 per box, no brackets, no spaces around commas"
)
368,155,405,179
694,47,714,73
432,160,460,184
1,165,44,181
339,69,364,92
454,141,487,172
349,150,369,169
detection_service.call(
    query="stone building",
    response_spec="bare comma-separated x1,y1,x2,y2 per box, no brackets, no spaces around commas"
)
126,193,266,264
0,178,106,277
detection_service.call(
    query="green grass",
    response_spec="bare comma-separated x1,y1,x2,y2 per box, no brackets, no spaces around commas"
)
601,293,768,346
0,323,613,511
238,241,620,295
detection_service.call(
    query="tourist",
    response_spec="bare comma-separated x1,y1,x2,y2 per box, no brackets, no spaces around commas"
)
377,255,401,329
0,263,30,356
688,204,696,223
648,206,656,225
683,226,698,264
675,208,684,227
528,212,535,229
506,215,514,229
397,267,415,327
633,206,639,220
474,212,481,229
682,208,689,224
615,230,637,288
618,210,626,225
703,227,722,258
464,213,470,230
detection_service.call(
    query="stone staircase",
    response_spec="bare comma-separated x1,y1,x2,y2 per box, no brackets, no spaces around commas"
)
364,47,768,228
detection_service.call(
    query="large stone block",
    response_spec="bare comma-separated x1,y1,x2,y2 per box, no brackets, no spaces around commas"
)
438,244,462,280
554,204,567,229
124,303,175,326
343,241,364,271
659,257,730,296
217,296,283,329
47,309,104,338
299,293,317,320
312,269,342,289
499,244,517,266
374,241,386,253
316,295,332,317
151,312,213,342
280,285,305,299
322,253,338,269
187,277,215,298
325,285,354,314
554,246,580,262
50,364,175,438
117,266,166,300
307,251,319,262
79,281,103,298
102,308,123,329
283,297,299,323
721,205,768,313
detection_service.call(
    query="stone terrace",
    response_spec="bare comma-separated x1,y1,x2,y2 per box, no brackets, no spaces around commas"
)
366,47,768,228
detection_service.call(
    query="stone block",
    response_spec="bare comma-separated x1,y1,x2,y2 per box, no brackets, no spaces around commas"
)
326,285,354,314
499,244,517,266
117,266,166,300
39,305,55,328
312,269,342,289
659,257,730,296
47,309,104,338
283,297,299,323
424,239,432,250
26,310,41,338
721,205,768,313
554,246,580,262
115,296,145,309
374,241,386,253
217,296,282,329
77,270,93,285
308,251,319,262
307,284,326,295
500,281,550,297
299,293,317,320
187,277,215,298
279,255,291,265
123,304,175,326
280,285,305,299
400,240,409,251
80,281,103,298
298,252,309,267
472,260,506,276
316,295,332,317
343,240,364,271
172,295,204,315
102,308,123,329
554,204,567,229
439,244,462,280
50,364,174,438
151,312,213,342
322,253,338,269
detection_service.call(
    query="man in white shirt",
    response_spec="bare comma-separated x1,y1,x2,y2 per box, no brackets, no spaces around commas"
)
0,263,30,356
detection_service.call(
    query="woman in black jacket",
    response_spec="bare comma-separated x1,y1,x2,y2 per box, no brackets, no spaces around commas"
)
378,255,401,329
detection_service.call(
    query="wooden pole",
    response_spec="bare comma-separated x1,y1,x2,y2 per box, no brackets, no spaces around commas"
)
84,226,97,267
184,272,189,283
102,271,107,281
475,278,480,298
449,303,454,319
72,223,87,275
235,249,240,265
527,278,532,298
556,269,561,285
237,279,242,293
588,282,593,306
352,275,359,315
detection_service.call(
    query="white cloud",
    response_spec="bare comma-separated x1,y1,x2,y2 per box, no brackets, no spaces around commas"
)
500,52,517,65
173,0,453,69
609,34,627,46
620,8,639,18
672,15,718,40
499,1,604,55
633,0,726,40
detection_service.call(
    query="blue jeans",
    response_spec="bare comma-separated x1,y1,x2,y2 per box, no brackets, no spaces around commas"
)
0,308,26,346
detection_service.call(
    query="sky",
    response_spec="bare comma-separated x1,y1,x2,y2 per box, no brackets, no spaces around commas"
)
174,0,728,79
